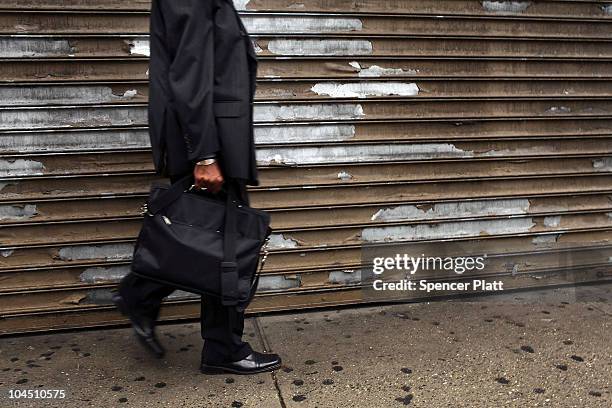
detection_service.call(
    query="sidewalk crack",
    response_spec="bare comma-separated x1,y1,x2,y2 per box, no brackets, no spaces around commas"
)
253,317,287,408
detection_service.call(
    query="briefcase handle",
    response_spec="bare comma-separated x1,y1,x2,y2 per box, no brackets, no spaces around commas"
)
147,174,198,215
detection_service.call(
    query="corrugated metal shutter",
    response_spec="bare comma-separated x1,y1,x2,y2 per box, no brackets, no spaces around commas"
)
1,0,611,335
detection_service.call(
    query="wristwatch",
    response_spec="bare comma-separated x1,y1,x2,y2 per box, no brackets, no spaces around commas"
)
195,158,217,166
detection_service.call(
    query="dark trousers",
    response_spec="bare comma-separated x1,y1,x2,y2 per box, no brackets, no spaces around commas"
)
118,177,253,364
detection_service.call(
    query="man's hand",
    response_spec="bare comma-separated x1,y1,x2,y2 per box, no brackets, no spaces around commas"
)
194,162,224,193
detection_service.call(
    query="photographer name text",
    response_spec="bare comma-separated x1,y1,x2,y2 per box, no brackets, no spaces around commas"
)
372,279,503,293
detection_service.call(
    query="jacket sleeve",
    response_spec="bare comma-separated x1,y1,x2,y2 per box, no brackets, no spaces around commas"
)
158,0,219,162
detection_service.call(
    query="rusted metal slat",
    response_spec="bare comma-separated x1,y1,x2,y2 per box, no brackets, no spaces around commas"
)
250,176,612,209
3,119,611,155
4,80,612,107
254,79,612,100
253,36,612,59
2,192,612,230
2,155,611,189
3,36,612,59
3,59,611,83
0,0,610,20
1,174,611,205
3,210,611,248
2,100,612,132
1,12,611,39
2,139,612,177
256,140,612,166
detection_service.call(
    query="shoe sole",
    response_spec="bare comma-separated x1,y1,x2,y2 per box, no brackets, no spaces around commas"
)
200,362,282,375
113,295,165,359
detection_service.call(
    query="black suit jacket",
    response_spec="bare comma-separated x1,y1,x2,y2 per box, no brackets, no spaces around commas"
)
148,0,259,185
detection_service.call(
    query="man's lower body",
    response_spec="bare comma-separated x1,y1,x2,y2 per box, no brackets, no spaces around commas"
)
113,177,280,374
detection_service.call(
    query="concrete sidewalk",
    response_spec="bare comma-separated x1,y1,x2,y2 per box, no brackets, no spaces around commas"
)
1,285,611,408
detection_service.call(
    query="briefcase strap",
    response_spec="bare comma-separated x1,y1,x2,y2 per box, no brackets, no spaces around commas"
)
220,186,240,306
147,174,193,215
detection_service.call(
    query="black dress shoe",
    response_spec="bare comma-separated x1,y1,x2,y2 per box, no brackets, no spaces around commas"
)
201,351,282,375
112,294,165,358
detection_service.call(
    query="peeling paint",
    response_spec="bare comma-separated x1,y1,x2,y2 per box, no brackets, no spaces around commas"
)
371,199,531,222
546,106,571,114
287,3,305,9
254,125,355,144
1,249,14,257
233,0,251,10
543,216,561,228
0,86,139,106
268,234,300,249
505,262,520,275
0,129,151,152
478,148,530,157
83,289,113,305
311,82,419,98
532,234,560,244
329,270,361,284
350,62,418,77
126,39,150,56
256,104,364,121
267,40,372,56
245,17,362,33
0,159,44,176
257,143,472,165
0,38,73,57
79,265,130,283
14,24,40,32
58,244,134,261
0,107,147,130
482,1,531,13
0,204,37,221
593,158,612,171
257,275,300,291
120,89,138,99
252,40,263,53
530,202,571,212
362,218,536,242
337,171,353,181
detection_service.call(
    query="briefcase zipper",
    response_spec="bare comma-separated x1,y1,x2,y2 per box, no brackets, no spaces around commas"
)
258,236,271,269
162,216,172,225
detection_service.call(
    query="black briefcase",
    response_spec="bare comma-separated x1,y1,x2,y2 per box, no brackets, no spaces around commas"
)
131,175,271,309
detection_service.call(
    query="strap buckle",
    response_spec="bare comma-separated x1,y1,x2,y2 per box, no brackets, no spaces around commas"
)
220,261,239,306
221,261,238,271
